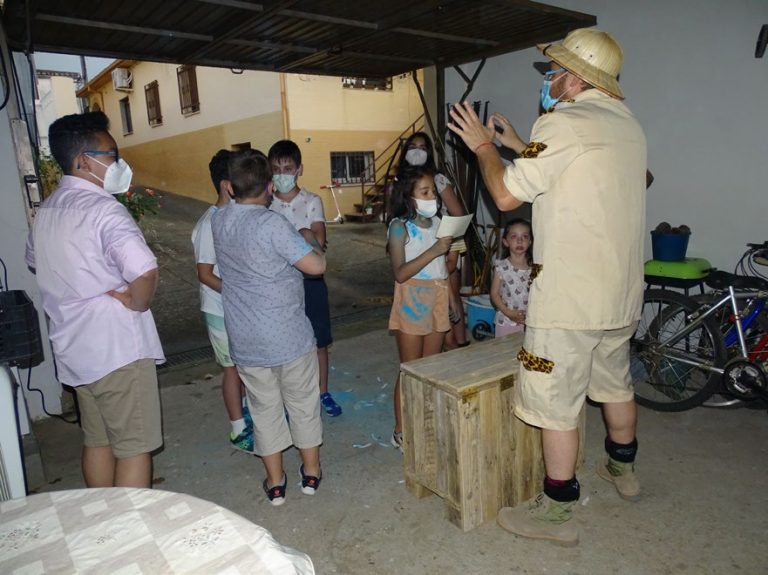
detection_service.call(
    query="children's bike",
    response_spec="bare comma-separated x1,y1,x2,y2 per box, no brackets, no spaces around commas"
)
630,242,768,411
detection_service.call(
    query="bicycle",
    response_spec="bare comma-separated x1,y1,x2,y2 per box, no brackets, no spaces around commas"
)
630,242,768,411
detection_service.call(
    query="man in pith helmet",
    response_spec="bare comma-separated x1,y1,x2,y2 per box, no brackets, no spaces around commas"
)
449,28,647,546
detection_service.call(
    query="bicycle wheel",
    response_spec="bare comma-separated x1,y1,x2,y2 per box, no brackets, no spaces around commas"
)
693,293,768,406
630,289,726,411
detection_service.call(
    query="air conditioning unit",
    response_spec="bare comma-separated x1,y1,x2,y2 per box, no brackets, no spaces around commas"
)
111,68,133,91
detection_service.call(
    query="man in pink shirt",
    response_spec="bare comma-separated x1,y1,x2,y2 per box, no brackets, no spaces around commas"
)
25,112,164,488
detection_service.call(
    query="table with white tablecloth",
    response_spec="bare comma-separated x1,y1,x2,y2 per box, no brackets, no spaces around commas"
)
0,487,314,574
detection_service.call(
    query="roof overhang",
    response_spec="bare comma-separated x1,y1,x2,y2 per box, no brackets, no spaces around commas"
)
3,0,595,78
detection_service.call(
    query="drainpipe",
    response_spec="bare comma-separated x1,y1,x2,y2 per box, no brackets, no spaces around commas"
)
279,73,290,139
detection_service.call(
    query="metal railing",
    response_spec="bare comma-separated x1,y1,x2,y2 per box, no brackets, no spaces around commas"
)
355,114,425,216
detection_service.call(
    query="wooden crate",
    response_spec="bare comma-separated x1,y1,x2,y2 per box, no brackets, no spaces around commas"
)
400,333,585,532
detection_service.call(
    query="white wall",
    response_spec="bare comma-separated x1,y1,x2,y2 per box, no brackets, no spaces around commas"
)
36,76,79,154
0,29,61,422
103,63,283,147
446,0,768,270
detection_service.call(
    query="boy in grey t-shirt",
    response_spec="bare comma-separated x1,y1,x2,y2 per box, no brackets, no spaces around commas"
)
212,149,326,506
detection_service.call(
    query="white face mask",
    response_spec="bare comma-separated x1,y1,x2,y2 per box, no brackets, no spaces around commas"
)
415,198,437,218
272,174,297,195
89,156,133,195
405,148,428,166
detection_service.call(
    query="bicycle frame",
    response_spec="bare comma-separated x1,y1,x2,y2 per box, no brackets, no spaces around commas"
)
655,287,768,375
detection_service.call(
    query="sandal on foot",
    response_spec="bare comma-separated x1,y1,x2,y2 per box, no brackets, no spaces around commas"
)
391,430,403,452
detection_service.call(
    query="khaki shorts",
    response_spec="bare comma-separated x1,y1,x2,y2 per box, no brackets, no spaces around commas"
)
237,349,323,456
204,313,234,367
388,278,450,335
514,323,637,431
75,359,163,458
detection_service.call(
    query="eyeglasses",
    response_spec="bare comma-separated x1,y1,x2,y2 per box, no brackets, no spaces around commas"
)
84,149,119,161
543,68,566,80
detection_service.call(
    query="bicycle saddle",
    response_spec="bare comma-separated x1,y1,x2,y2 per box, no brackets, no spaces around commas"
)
704,269,768,291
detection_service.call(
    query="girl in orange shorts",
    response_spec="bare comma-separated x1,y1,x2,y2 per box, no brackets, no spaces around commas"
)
386,165,452,451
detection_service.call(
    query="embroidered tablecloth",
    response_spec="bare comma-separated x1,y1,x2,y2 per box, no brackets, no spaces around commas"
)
0,488,314,574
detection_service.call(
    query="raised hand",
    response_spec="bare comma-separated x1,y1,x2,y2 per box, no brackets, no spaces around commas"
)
447,102,496,152
488,112,526,153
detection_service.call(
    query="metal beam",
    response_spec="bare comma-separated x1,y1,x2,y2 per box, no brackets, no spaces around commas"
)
194,0,264,11
277,0,449,72
186,0,301,62
392,27,497,47
35,14,212,42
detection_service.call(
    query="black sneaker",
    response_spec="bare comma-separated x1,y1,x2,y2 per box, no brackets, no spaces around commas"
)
263,474,287,506
299,465,322,495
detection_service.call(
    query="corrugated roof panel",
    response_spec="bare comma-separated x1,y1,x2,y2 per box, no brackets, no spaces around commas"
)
2,0,595,78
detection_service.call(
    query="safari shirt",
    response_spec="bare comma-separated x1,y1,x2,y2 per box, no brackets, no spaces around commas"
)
502,89,647,329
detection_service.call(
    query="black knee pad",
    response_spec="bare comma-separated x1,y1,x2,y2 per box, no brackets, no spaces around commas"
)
605,437,638,463
544,476,580,502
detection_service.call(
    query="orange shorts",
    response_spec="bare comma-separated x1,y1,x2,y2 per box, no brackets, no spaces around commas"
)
388,277,450,335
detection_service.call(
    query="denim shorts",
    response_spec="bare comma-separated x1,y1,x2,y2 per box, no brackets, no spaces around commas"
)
304,277,332,348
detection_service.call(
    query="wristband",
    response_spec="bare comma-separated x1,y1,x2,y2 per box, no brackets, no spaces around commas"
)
473,141,494,154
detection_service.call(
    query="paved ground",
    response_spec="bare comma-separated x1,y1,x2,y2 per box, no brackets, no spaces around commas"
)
143,192,394,357
28,193,768,574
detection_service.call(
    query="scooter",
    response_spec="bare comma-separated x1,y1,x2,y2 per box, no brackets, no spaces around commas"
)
320,183,344,224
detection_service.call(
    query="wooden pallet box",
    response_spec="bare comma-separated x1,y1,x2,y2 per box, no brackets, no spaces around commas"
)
400,333,584,532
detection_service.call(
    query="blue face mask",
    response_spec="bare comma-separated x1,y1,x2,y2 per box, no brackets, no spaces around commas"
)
540,68,566,111
272,174,297,194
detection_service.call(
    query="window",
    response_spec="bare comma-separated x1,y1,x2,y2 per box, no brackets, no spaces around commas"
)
119,97,133,135
177,65,200,115
341,76,392,91
330,151,375,184
144,81,162,126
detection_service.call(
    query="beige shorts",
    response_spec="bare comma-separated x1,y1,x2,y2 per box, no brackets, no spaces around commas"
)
388,278,450,335
237,349,323,456
75,359,163,458
204,313,234,367
514,323,637,431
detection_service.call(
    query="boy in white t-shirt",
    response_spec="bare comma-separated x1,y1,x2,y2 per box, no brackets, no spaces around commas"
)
268,140,342,417
191,149,253,451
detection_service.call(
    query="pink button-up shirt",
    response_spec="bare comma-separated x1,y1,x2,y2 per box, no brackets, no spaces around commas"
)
25,176,164,386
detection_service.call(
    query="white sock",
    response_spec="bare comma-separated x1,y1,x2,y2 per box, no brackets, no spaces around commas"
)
231,418,246,436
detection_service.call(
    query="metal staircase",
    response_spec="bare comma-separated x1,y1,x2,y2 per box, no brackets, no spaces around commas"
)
344,115,424,223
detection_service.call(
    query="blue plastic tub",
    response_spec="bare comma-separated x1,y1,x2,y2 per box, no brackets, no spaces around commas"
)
651,231,690,262
466,294,496,340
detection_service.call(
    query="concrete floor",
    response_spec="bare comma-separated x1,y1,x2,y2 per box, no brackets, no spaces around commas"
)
28,194,768,574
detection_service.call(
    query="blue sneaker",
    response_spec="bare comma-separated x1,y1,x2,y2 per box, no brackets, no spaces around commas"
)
320,392,342,417
241,402,253,429
229,426,254,453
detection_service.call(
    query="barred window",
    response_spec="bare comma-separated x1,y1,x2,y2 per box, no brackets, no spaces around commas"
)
177,65,200,115
341,77,392,91
145,80,162,126
119,97,133,135
330,151,375,184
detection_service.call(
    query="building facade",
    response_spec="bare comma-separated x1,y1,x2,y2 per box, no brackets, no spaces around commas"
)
78,61,424,216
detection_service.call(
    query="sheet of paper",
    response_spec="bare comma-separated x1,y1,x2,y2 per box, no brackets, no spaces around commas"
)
449,238,467,253
436,214,473,238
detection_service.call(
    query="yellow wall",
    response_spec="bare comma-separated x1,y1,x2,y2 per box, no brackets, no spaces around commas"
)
121,111,283,202
286,73,423,132
84,61,427,214
93,62,281,149
290,128,402,218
